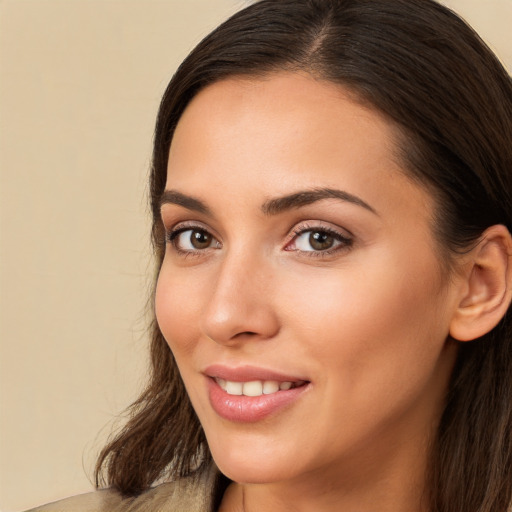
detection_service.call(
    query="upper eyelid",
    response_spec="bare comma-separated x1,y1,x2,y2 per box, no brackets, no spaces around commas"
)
165,219,351,234
293,225,351,237
290,220,353,239
165,220,215,235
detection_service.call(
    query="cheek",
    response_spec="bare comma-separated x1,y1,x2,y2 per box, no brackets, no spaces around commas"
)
275,254,453,459
154,264,203,357
280,248,451,397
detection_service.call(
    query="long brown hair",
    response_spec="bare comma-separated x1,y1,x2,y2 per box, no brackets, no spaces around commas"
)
96,1,512,510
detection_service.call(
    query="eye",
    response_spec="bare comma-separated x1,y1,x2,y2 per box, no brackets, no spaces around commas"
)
169,227,220,252
286,225,353,255
295,230,337,251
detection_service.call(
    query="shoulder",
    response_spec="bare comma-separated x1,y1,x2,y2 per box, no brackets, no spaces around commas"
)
24,488,124,512
25,467,221,512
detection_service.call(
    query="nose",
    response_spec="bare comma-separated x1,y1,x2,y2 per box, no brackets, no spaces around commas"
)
200,250,280,346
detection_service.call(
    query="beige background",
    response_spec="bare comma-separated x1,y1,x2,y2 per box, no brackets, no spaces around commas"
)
0,1,510,511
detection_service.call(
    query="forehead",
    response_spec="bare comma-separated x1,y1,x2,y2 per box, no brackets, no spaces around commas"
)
171,73,397,167
166,72,433,222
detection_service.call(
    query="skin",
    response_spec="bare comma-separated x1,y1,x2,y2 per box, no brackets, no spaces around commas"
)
155,73,466,512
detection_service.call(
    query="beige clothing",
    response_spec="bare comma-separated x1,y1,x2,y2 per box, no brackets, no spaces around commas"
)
26,467,221,512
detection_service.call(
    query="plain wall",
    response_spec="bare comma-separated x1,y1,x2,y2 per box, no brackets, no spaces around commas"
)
0,1,510,511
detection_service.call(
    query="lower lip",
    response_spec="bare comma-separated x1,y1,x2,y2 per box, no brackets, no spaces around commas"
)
207,378,310,423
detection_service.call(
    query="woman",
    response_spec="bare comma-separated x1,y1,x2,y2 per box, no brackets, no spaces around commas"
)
29,0,512,510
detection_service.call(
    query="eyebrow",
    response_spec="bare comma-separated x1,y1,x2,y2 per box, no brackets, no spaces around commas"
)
159,187,377,217
159,190,211,215
261,188,378,216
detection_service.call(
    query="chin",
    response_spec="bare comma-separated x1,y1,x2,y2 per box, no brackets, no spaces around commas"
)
214,458,292,485
207,435,300,484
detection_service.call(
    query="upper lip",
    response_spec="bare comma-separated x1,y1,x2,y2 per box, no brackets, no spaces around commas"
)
203,364,309,383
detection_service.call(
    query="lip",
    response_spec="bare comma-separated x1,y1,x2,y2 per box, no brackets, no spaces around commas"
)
204,364,309,383
204,364,311,423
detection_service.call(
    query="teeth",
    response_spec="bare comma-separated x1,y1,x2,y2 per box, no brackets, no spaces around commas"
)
215,378,303,396
263,381,280,394
243,381,263,396
225,381,243,395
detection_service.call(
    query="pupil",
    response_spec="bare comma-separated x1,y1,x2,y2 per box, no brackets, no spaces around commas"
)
309,231,333,250
191,230,211,249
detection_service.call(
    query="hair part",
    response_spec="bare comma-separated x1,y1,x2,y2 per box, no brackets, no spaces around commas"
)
96,1,512,510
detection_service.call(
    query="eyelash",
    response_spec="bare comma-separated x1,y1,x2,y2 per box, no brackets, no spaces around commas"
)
287,223,353,257
166,222,219,258
165,222,353,258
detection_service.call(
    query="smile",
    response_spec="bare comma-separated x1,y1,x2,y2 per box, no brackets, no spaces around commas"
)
214,378,307,397
205,367,311,422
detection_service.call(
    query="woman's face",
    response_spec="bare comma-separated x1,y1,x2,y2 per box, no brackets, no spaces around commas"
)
156,73,462,486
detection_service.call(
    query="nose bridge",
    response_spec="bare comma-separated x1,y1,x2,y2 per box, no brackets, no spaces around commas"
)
201,243,279,344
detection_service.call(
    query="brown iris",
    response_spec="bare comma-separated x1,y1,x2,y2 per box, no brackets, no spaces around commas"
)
309,231,335,250
190,229,212,249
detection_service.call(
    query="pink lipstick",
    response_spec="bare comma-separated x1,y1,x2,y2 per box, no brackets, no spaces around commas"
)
204,365,310,423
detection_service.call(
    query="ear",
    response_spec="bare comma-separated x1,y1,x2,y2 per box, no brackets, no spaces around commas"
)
450,225,512,342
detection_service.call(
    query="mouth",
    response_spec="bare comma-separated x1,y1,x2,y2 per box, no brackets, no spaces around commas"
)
204,365,311,422
214,377,308,397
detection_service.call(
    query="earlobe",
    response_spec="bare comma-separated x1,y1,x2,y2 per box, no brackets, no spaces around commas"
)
450,225,512,342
